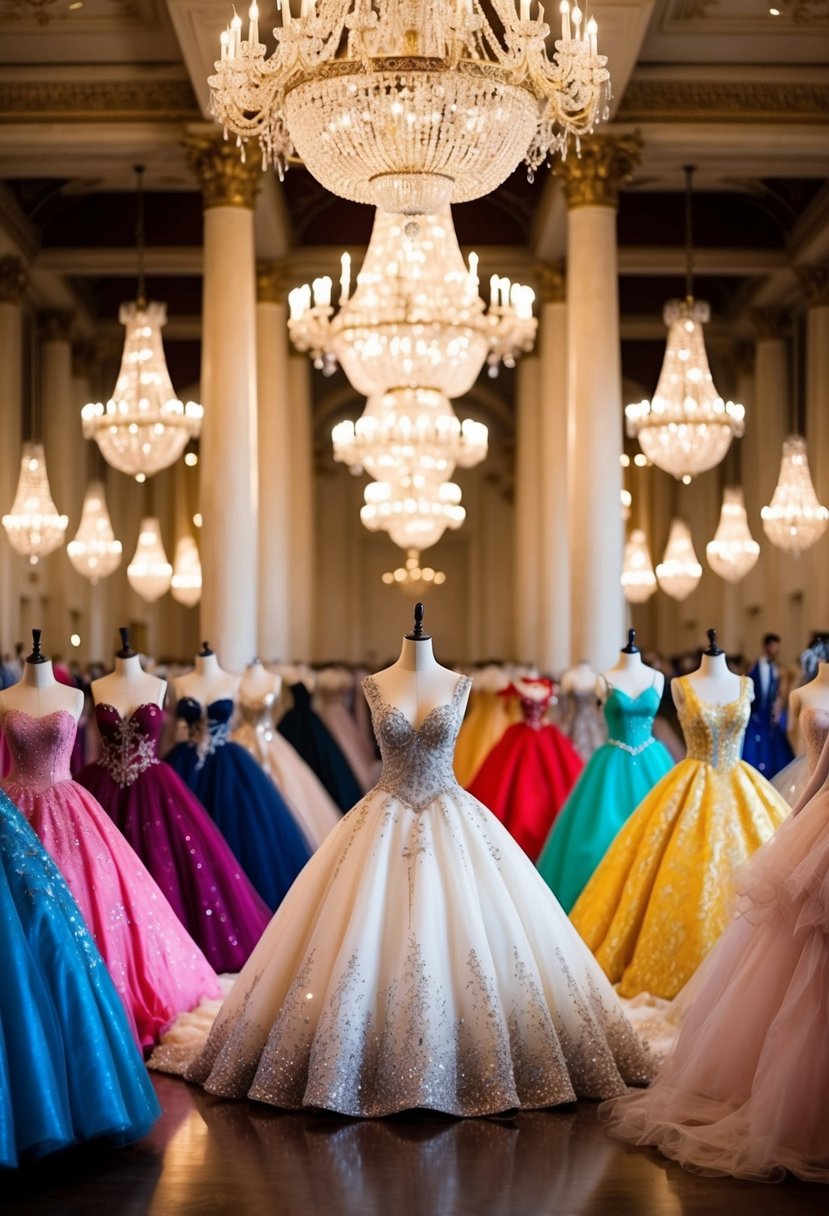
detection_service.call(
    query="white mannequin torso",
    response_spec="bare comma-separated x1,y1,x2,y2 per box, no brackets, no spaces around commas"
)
787,662,829,752
92,654,166,718
239,659,281,704
0,659,84,722
370,637,470,729
601,650,664,702
561,661,599,696
673,651,748,710
175,651,241,706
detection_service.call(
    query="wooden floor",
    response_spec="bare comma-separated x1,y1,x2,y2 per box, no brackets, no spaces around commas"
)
3,1075,825,1215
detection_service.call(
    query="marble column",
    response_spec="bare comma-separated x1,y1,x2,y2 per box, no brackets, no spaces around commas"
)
801,267,829,635
556,134,641,670
0,256,27,657
256,262,293,660
186,133,262,672
513,355,542,663
287,356,315,660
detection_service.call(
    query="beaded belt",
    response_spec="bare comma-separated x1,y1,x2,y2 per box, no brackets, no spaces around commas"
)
607,736,655,757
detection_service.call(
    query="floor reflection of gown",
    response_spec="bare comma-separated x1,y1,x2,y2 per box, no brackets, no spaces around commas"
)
602,735,829,1182
77,703,270,972
571,677,789,1000
165,698,312,912
558,689,607,763
277,683,362,813
1,708,220,1050
0,787,159,1167
174,675,650,1117
453,687,520,787
537,685,674,913
468,682,584,860
772,705,829,807
232,693,341,851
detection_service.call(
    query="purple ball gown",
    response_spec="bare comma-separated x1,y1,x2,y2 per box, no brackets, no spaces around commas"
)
77,702,270,973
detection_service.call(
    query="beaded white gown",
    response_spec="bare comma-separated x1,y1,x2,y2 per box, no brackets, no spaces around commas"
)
176,674,651,1117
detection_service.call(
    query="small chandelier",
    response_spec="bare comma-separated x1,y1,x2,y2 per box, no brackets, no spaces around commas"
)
170,536,202,607
127,516,172,602
66,480,122,582
761,434,829,553
2,442,68,565
382,548,446,593
625,167,744,481
209,0,610,216
81,167,202,480
621,528,657,603
362,476,464,551
656,518,702,601
706,486,760,582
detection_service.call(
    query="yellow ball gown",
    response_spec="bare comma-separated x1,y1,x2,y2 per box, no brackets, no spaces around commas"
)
570,675,789,1000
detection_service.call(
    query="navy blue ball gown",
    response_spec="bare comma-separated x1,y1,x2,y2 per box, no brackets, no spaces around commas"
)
165,697,311,911
0,787,159,1168
742,661,794,778
277,682,361,813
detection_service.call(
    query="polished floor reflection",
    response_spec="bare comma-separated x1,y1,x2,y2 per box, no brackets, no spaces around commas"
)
3,1076,825,1215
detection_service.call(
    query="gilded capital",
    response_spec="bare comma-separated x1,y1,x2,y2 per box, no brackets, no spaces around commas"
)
0,255,28,304
750,308,789,342
798,264,829,308
554,133,642,211
256,260,289,303
536,262,566,304
184,132,263,210
40,311,73,343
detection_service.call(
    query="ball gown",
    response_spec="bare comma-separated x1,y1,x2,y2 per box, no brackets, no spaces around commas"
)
315,670,381,794
772,705,829,807
277,682,362,813
570,676,789,1000
76,702,270,972
453,684,521,787
537,683,674,913
0,708,220,1049
741,660,794,778
468,680,584,860
558,688,607,763
170,674,651,1117
601,734,829,1182
165,697,312,911
0,787,159,1167
232,691,341,850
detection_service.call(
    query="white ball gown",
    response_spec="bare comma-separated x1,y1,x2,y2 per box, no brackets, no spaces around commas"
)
173,673,651,1117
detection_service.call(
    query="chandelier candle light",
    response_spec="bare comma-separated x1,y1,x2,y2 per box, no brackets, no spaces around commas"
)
2,442,68,565
381,548,447,593
210,0,610,216
761,434,829,553
127,517,173,603
656,517,702,601
706,486,760,582
66,480,122,582
621,528,657,603
170,536,203,607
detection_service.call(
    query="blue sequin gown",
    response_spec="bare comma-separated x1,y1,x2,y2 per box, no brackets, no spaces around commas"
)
537,686,674,913
0,788,159,1168
165,698,312,910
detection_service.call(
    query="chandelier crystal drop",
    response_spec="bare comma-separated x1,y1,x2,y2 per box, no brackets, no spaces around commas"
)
621,528,657,603
210,0,610,216
361,476,465,551
656,518,702,601
66,480,122,583
127,517,173,603
706,486,760,582
761,435,829,553
382,548,446,593
2,442,68,565
170,536,202,607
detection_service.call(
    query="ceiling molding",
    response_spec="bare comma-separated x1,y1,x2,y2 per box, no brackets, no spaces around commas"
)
0,74,199,123
618,76,829,124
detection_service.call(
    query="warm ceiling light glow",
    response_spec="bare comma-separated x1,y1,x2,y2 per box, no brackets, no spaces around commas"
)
70,633,81,647
184,451,199,467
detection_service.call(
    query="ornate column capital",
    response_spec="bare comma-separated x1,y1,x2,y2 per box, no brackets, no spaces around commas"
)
0,254,28,304
40,311,73,343
733,341,756,375
750,308,789,342
256,260,290,303
184,131,263,210
554,133,642,211
798,263,829,308
536,262,566,304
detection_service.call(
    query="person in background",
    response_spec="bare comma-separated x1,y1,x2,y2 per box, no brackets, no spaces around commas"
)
742,633,794,778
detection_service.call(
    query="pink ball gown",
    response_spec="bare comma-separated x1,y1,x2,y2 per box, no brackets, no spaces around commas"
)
1,707,220,1050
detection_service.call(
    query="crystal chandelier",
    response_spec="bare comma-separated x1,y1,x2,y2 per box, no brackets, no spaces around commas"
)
362,476,465,551
127,517,173,602
706,486,760,582
66,480,122,582
382,548,446,593
625,168,744,481
2,442,68,565
761,434,829,553
621,528,657,603
656,518,702,601
170,536,203,607
81,167,202,480
210,0,610,216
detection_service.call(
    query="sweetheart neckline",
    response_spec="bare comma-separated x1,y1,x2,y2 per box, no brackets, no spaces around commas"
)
2,706,77,725
363,674,469,734
606,685,660,706
96,701,162,724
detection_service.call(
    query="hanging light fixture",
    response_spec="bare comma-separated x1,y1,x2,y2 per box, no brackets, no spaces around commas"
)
706,486,760,582
625,167,744,481
381,548,446,594
2,442,68,565
761,435,829,553
656,518,702,601
209,1,610,216
127,516,172,602
66,479,122,582
81,166,202,479
361,476,465,552
621,528,657,603
170,536,202,607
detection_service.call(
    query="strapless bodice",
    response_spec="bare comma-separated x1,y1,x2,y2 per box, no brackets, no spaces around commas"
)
237,693,276,733
677,676,750,771
799,705,829,774
94,702,163,788
603,686,661,755
2,708,77,792
175,697,234,767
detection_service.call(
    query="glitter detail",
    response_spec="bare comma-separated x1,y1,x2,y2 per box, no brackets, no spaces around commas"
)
95,705,160,788
606,736,655,758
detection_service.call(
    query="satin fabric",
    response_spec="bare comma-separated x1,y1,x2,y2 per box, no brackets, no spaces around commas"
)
453,689,521,787
277,684,362,813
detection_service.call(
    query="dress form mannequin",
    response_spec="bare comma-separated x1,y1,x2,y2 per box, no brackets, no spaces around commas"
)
0,630,83,722
561,660,599,695
601,631,664,701
91,628,166,718
240,658,281,703
175,643,240,706
787,662,829,753
370,604,469,728
673,629,747,710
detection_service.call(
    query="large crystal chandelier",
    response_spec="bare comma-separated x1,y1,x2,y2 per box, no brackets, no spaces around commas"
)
706,486,759,582
382,548,446,593
625,168,744,481
2,442,68,565
127,517,173,602
362,476,465,550
621,528,657,603
656,518,702,601
761,434,829,553
170,536,202,607
66,480,122,582
81,167,202,480
210,0,610,216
